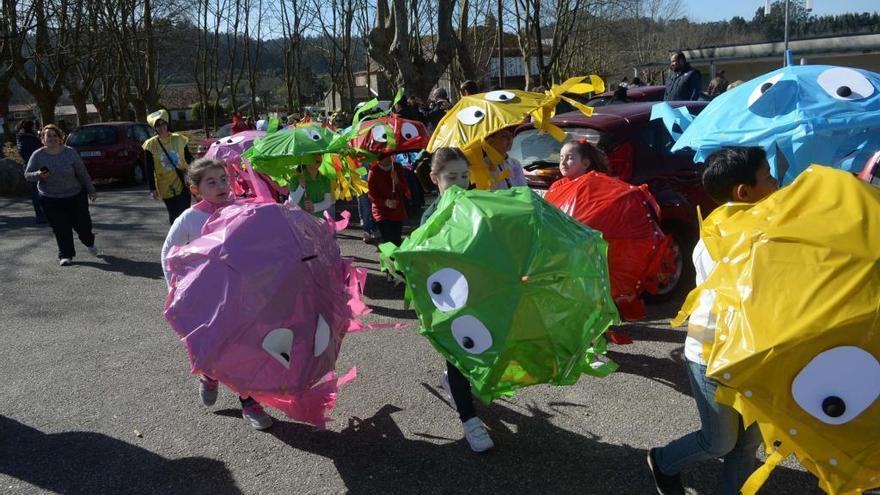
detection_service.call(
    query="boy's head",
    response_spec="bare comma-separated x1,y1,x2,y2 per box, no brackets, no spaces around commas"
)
702,147,778,204
187,158,230,203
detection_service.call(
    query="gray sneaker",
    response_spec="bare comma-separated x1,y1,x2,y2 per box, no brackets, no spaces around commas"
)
199,377,218,406
462,417,494,452
86,244,99,256
241,400,273,430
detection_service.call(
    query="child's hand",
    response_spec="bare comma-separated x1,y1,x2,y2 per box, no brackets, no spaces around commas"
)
304,199,314,212
385,199,398,209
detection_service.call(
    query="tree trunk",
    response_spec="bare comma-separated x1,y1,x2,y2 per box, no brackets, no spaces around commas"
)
71,92,89,126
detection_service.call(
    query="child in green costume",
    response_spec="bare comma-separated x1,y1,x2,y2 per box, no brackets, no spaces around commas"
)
298,155,335,218
424,147,494,453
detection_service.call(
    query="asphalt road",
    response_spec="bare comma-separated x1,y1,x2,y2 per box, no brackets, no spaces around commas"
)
0,186,823,494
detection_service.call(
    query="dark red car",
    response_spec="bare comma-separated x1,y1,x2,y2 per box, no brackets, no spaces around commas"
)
67,122,155,185
586,85,666,107
511,101,716,300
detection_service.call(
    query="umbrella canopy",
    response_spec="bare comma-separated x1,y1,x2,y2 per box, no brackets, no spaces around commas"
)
351,115,429,158
202,130,286,199
545,171,675,320
380,186,619,403
426,76,605,189
673,166,880,495
164,201,364,427
651,64,880,185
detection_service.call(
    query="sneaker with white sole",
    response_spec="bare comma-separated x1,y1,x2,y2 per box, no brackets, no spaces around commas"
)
59,258,72,266
241,399,273,430
87,244,99,256
199,377,218,406
462,417,494,452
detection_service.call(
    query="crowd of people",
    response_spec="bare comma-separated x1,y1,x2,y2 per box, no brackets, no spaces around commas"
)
18,60,823,495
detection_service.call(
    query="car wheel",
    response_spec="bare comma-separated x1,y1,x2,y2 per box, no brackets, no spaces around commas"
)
129,161,146,186
644,226,696,304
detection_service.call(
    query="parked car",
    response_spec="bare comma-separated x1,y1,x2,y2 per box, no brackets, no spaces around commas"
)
66,122,156,185
510,100,716,300
196,123,233,158
586,85,666,107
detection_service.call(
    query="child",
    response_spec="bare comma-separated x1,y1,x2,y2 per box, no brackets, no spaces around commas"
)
160,158,273,431
485,128,527,190
368,155,411,247
425,147,494,453
298,155,335,218
647,147,778,495
557,138,607,182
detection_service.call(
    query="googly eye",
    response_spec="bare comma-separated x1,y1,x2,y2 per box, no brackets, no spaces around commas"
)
313,314,330,356
456,106,486,126
426,268,468,312
451,315,493,354
818,67,875,100
791,346,880,425
485,90,516,102
262,328,294,369
371,125,388,143
748,73,784,107
303,128,322,141
401,122,419,140
221,135,245,146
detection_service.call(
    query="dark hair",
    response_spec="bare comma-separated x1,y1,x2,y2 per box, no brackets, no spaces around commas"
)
187,158,227,186
459,80,479,96
17,119,35,134
563,139,608,173
430,147,468,174
701,147,767,203
672,51,686,63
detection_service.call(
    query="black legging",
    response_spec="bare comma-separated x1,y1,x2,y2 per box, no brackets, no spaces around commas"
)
40,190,95,259
376,220,403,246
163,190,192,224
447,361,476,422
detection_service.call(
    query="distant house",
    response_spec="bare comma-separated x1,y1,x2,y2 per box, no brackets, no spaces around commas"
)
161,83,201,122
56,104,100,128
9,104,36,122
323,63,394,112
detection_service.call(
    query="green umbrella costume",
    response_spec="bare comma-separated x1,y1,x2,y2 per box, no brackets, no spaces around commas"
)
381,186,620,402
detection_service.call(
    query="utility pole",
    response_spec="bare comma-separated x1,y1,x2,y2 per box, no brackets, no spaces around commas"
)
497,0,505,88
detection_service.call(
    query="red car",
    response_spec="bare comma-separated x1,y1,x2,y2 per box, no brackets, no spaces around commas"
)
511,101,716,300
586,85,666,107
67,122,156,185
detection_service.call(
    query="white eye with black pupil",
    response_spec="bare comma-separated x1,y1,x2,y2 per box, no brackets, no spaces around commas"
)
426,268,468,312
456,106,486,126
401,122,419,140
485,90,516,102
791,346,880,425
818,67,875,100
262,328,294,369
451,315,493,354
748,73,784,107
304,128,322,141
371,125,388,143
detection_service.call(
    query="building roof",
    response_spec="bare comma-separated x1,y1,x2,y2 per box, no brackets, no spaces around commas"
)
161,83,201,110
56,104,99,116
678,33,880,64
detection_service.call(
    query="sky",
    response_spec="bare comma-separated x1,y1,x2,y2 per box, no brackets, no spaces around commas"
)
682,0,879,22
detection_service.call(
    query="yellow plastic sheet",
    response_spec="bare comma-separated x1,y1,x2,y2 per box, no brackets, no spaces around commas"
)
427,76,604,190
674,166,880,495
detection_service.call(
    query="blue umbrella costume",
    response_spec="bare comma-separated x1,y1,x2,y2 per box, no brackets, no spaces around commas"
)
651,53,880,184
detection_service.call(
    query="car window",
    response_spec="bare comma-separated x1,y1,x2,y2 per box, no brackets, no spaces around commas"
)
133,125,153,142
126,126,138,142
510,128,603,167
67,126,118,146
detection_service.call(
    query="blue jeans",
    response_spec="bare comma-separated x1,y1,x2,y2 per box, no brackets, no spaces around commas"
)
655,360,763,495
357,193,375,233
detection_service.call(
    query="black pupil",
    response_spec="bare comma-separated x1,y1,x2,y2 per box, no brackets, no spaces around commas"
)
821,396,846,418
462,337,474,349
760,82,773,93
500,94,508,100
837,86,853,97
280,352,290,362
431,281,443,294
474,110,483,118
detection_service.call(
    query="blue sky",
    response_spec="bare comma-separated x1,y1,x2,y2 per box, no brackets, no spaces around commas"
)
682,0,879,22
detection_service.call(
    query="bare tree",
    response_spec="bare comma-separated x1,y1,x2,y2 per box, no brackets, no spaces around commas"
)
0,0,18,139
242,0,264,118
454,0,497,88
368,0,457,99
279,0,313,113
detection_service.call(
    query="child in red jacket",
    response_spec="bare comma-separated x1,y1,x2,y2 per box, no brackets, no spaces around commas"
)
368,156,411,246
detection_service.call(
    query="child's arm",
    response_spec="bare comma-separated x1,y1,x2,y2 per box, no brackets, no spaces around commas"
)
161,212,195,290
312,193,334,213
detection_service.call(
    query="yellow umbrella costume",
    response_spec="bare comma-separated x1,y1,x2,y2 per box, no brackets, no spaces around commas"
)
426,76,605,189
674,166,880,495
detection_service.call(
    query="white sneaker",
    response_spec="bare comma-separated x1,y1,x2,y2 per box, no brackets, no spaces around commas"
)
462,417,494,452
241,400,273,430
86,244,99,256
59,258,72,266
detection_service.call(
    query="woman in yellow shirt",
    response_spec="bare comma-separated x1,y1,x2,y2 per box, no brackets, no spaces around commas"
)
143,110,194,224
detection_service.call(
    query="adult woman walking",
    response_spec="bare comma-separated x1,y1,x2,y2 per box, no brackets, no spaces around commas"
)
143,109,193,224
23,124,98,266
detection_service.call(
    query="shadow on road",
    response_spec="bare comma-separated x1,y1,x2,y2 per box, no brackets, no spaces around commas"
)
219,395,821,495
76,254,164,280
0,415,241,495
607,347,692,397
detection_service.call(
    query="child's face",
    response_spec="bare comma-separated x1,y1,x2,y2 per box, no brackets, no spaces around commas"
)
193,167,230,203
486,129,513,154
431,159,470,193
559,143,589,179
735,160,778,203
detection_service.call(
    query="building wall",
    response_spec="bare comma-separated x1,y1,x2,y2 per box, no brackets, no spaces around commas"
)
692,53,880,85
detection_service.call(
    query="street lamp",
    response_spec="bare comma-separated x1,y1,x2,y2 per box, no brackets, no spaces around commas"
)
765,0,814,62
